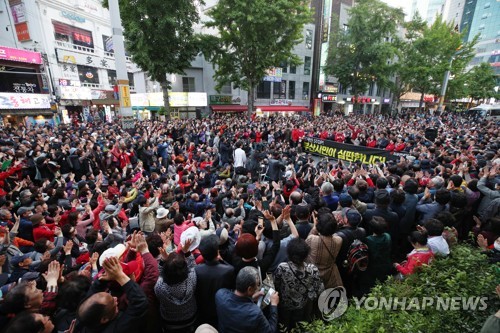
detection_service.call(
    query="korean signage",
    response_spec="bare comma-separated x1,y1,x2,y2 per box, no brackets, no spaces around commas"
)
348,96,376,104
91,90,108,100
322,94,337,102
10,3,26,24
15,22,30,41
131,93,149,107
270,99,292,106
263,67,283,82
302,136,398,164
143,92,207,107
60,10,86,23
59,86,92,100
57,49,111,69
59,64,80,81
119,86,131,107
209,95,232,105
12,83,37,93
58,79,80,87
0,46,41,64
0,93,50,109
314,98,321,117
323,83,339,93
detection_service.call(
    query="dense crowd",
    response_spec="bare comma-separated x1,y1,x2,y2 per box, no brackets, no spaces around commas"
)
0,110,498,333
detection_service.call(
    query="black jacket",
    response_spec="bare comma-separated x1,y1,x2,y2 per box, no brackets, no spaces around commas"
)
195,260,235,328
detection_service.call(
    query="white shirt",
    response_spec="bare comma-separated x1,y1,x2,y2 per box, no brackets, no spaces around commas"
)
428,236,450,257
233,148,247,168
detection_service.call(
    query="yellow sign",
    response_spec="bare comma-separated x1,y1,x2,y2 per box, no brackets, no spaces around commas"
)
119,85,131,108
62,55,76,64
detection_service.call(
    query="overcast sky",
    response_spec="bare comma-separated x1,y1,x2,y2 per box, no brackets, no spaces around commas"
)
379,0,412,17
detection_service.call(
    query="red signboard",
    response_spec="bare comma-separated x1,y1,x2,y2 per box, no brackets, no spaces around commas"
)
15,22,30,41
0,45,42,64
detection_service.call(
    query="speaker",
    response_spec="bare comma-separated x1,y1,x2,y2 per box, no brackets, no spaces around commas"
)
425,128,438,141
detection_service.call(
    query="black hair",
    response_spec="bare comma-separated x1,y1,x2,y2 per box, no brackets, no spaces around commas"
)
57,276,92,312
162,252,188,285
423,218,444,237
376,177,388,190
173,213,185,226
146,234,163,258
449,174,463,187
390,189,406,205
316,212,337,236
34,238,49,253
198,234,220,261
403,179,418,194
348,186,360,200
369,216,388,235
435,189,451,205
409,230,428,245
435,211,456,228
449,192,467,209
3,312,44,333
332,179,344,193
287,237,310,265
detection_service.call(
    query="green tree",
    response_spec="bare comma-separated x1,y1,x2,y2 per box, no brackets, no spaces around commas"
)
202,0,312,117
397,15,476,111
324,0,404,107
465,62,498,103
104,0,202,118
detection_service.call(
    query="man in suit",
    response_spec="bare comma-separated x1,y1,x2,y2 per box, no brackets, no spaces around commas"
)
195,234,235,329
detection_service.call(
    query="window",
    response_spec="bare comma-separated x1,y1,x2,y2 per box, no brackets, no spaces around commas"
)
257,81,271,99
182,77,195,92
304,56,311,75
103,35,114,53
368,82,374,96
305,29,313,49
290,64,297,74
288,81,295,99
273,81,286,99
302,82,310,100
53,21,94,49
107,70,117,86
376,84,381,97
280,61,288,73
78,65,99,84
128,73,135,88
220,83,232,94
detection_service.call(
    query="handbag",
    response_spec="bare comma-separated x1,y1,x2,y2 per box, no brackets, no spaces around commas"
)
128,216,140,230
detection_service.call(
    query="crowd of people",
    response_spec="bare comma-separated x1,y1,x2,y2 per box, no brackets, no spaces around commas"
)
0,109,498,333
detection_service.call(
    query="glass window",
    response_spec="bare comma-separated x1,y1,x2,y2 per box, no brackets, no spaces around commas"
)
103,35,114,53
257,81,271,99
368,82,374,96
107,70,117,86
182,77,195,92
78,65,99,84
220,83,232,94
280,61,288,73
304,56,311,75
53,21,94,48
128,73,135,88
273,81,286,99
305,29,313,49
290,65,297,74
288,81,295,99
302,82,310,100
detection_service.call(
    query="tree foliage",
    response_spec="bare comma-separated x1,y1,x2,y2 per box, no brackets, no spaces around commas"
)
465,62,498,102
202,0,312,116
396,14,477,109
324,0,404,97
104,0,202,116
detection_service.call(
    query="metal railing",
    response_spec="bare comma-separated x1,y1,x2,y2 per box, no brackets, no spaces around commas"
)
82,83,103,89
55,40,95,54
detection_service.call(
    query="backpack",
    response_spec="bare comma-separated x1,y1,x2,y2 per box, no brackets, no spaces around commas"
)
346,239,369,274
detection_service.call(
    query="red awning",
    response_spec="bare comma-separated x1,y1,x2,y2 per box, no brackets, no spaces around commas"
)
256,105,310,112
210,105,247,112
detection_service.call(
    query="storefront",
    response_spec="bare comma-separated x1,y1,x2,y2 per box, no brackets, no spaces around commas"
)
58,86,92,123
0,46,53,126
132,92,208,119
210,104,310,117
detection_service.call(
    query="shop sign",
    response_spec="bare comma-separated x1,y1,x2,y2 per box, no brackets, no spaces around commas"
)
60,10,86,23
131,93,148,107
58,79,80,87
0,46,41,64
270,99,292,106
60,86,92,100
263,67,283,82
10,3,27,24
57,49,110,69
59,64,80,81
15,22,31,41
12,82,37,93
324,83,339,93
209,95,232,105
348,96,375,104
0,93,51,109
322,94,337,102
383,98,391,104
91,90,108,100
314,98,321,117
188,92,207,107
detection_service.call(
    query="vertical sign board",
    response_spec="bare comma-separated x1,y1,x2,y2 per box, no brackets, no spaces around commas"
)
119,85,131,107
314,98,321,117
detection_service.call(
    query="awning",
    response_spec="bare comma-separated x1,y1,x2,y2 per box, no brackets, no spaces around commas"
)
210,105,247,112
132,106,160,111
0,109,53,116
92,99,119,105
257,105,310,112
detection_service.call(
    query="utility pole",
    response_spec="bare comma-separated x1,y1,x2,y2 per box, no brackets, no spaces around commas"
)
108,0,134,130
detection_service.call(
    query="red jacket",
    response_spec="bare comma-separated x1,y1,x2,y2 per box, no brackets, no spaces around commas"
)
33,224,56,242
396,248,434,275
385,143,395,152
92,195,106,231
367,140,377,148
395,143,406,152
335,132,345,143
347,124,362,140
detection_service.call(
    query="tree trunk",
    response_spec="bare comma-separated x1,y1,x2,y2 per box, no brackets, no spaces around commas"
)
160,80,171,119
248,83,255,119
418,92,425,112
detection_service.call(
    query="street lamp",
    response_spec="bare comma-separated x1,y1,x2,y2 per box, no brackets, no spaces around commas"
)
437,48,464,113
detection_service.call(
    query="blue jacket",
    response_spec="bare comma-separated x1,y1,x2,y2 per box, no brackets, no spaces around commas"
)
215,288,278,333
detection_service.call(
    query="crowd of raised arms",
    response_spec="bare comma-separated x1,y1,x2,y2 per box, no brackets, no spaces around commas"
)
0,109,498,333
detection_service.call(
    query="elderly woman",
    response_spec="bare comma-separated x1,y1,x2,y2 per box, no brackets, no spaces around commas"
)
305,210,343,289
274,237,324,331
154,240,197,333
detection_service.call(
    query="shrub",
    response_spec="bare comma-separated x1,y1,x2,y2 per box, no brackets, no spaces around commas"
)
301,244,500,333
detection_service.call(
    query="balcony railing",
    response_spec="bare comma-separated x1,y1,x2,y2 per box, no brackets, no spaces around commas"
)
82,83,103,89
55,40,95,54
103,51,132,63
